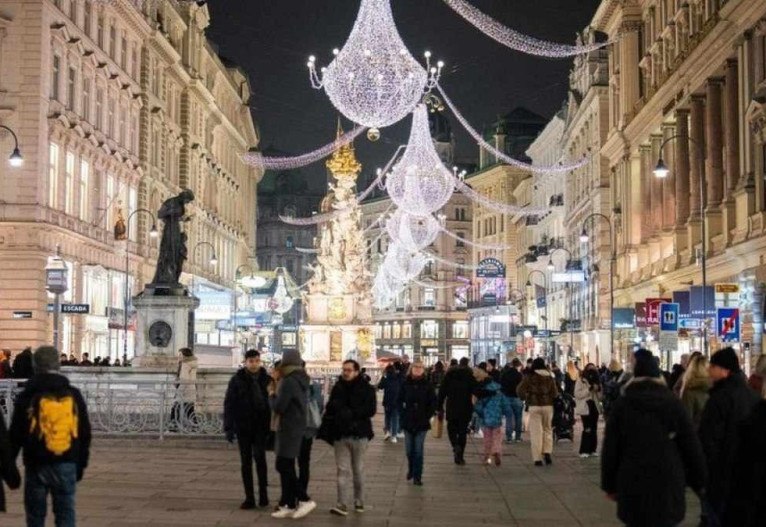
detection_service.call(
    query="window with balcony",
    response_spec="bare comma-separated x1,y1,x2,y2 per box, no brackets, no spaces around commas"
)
423,288,435,307
453,321,468,339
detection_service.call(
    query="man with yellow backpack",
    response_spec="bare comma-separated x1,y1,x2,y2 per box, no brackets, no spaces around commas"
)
9,346,91,527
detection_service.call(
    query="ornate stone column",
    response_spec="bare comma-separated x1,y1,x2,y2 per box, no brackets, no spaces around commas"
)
705,79,724,242
639,144,653,244
650,134,664,234
688,95,705,258
661,123,676,231
674,109,691,226
722,60,739,246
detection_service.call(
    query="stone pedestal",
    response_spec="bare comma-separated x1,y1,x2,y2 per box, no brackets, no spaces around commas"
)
132,289,200,369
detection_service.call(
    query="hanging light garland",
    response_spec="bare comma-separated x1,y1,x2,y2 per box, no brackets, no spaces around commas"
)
308,0,443,135
437,224,513,250
454,176,547,216
386,104,455,216
242,126,366,170
386,210,441,251
436,84,589,173
382,242,429,281
424,250,484,270
442,0,611,58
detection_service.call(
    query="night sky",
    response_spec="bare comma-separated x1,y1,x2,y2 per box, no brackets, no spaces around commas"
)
206,0,602,186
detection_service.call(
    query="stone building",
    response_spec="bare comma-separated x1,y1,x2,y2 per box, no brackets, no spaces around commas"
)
0,0,261,359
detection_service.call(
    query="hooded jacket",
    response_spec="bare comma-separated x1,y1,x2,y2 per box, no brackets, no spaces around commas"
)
473,380,510,428
270,366,310,458
601,378,706,527
318,375,376,444
223,367,272,437
517,369,559,407
378,370,403,409
399,375,437,433
9,373,91,473
437,365,477,423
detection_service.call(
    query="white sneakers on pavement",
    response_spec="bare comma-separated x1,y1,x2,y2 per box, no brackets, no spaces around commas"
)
292,500,316,519
271,506,296,519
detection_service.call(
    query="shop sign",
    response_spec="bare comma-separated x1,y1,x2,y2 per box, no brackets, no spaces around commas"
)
551,270,586,283
12,311,32,319
613,308,635,329
715,283,739,294
645,298,671,325
716,308,740,342
195,290,232,321
476,258,506,278
690,286,716,319
659,303,679,332
61,303,90,314
420,339,439,347
635,303,647,327
672,291,691,320
107,307,136,330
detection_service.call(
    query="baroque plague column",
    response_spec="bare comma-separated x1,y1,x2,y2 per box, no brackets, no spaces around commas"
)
299,131,375,366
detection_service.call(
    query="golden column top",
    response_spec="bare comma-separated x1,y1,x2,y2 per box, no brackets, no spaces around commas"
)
326,122,362,177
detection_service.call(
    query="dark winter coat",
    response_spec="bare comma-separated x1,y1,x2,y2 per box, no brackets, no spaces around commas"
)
399,375,437,433
223,368,272,437
377,371,403,409
318,376,376,444
680,376,710,430
0,408,21,512
499,367,523,398
270,367,310,459
517,370,559,407
724,400,766,527
11,349,33,379
473,380,511,428
697,373,759,508
9,373,91,473
437,365,477,423
601,378,706,527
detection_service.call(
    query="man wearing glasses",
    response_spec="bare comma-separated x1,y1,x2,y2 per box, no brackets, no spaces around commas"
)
318,359,376,516
224,349,273,510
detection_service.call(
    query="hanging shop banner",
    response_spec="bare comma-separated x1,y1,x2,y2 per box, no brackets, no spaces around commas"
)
476,258,506,278
714,283,739,294
613,308,635,329
690,286,716,319
716,308,740,342
715,283,740,308
645,298,671,325
635,302,647,328
659,303,679,332
672,291,691,320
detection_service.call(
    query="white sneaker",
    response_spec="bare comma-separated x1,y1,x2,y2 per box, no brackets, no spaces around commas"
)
384,432,391,441
579,453,590,459
396,432,404,439
391,436,398,444
485,457,493,465
591,451,599,457
475,430,484,439
271,506,295,519
292,501,316,519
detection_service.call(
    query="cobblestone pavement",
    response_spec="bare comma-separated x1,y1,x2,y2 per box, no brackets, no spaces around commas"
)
3,422,701,526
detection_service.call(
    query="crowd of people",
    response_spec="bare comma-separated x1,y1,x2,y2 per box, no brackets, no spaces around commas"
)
2,344,766,526
0,348,129,378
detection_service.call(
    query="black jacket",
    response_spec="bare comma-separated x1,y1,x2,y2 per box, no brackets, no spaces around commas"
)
11,350,33,379
377,371,403,409
318,376,376,444
725,400,766,527
697,373,759,507
223,367,272,437
601,378,706,527
0,408,21,512
500,367,523,397
9,373,91,473
437,366,477,423
399,376,437,433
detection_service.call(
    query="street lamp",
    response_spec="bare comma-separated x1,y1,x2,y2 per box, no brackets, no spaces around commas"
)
233,264,263,350
653,133,708,355
0,125,23,167
526,269,551,362
45,246,68,351
122,209,158,364
580,212,615,366
547,247,575,357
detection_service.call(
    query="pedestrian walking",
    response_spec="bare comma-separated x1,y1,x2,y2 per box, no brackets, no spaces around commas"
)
517,358,558,466
575,364,602,458
268,350,315,519
0,406,21,513
377,364,402,443
0,349,12,379
671,353,692,396
601,348,706,527
317,359,376,516
223,349,272,509
399,361,437,485
500,358,524,442
601,358,624,420
473,368,510,466
680,353,710,429
11,347,33,379
746,353,766,395
698,347,759,526
429,360,446,391
171,348,197,429
9,346,91,527
437,357,476,465
298,373,323,509
564,360,578,396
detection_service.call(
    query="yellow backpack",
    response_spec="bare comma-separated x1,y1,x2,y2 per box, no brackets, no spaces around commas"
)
29,394,79,456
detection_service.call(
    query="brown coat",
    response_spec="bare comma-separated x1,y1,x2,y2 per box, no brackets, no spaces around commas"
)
517,370,559,407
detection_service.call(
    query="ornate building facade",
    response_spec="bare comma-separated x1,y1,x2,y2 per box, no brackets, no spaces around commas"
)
0,0,261,358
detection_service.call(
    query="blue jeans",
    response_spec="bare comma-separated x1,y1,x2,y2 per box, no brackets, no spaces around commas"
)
504,396,524,441
404,430,427,481
384,406,400,436
25,463,77,527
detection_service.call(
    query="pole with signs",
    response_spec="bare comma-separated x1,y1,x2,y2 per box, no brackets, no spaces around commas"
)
45,247,68,351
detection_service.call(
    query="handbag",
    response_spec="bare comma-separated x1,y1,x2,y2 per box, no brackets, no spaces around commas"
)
433,416,443,439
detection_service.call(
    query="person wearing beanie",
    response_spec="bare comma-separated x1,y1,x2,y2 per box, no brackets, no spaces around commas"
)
601,349,706,527
517,358,559,467
698,347,759,525
268,349,314,519
9,346,91,526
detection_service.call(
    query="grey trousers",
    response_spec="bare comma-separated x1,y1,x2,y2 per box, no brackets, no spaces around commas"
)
333,437,368,507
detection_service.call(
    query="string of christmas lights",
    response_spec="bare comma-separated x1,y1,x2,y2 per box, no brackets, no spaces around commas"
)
437,224,513,250
242,126,365,170
442,0,612,58
279,208,348,226
424,250,484,270
437,84,589,173
454,176,547,216
294,247,318,254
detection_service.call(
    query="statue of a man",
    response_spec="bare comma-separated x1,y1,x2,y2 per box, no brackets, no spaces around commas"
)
151,189,195,287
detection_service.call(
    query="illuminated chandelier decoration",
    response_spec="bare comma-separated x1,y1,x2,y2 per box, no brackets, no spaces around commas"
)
386,210,441,251
386,104,455,215
442,0,611,58
382,242,429,281
308,0,442,135
372,268,404,310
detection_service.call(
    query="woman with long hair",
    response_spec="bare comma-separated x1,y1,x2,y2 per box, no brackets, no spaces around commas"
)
574,363,602,458
399,361,437,485
564,361,579,396
680,353,710,429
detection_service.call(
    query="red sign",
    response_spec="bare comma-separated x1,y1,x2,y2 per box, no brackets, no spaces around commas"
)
645,298,671,325
635,303,647,328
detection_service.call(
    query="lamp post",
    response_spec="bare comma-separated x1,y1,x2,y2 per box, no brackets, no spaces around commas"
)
233,264,265,350
526,269,550,362
580,213,615,366
122,209,158,364
0,124,24,167
547,247,575,359
45,246,68,351
653,134,708,355
191,241,218,295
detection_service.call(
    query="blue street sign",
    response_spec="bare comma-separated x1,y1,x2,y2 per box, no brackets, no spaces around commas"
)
716,308,740,342
659,303,679,332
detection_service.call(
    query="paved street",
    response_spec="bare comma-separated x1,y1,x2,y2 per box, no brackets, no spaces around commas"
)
3,419,701,527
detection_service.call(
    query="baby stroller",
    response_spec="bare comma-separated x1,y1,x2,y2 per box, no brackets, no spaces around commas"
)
552,393,575,442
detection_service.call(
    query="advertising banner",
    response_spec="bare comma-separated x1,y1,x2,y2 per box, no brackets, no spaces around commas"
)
613,308,635,329
690,286,716,319
672,291,691,320
645,298,671,325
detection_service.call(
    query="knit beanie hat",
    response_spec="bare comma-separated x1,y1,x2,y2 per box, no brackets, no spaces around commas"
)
531,358,547,371
281,348,302,367
710,347,740,373
33,346,61,373
633,349,660,378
